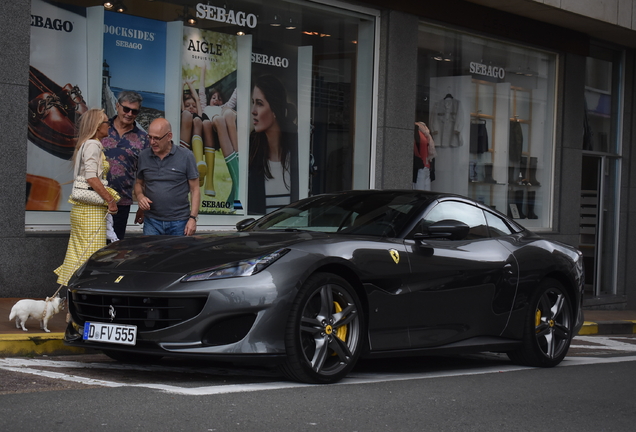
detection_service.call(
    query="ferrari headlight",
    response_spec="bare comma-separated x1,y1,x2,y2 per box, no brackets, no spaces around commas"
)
181,248,290,282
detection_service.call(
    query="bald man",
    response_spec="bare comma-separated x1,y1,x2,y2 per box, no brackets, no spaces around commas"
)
134,118,200,236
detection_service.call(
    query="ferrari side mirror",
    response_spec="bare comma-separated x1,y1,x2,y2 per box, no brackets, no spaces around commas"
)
413,219,470,241
236,218,256,231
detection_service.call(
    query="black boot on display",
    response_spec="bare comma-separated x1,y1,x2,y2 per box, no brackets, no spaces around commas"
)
527,191,538,219
529,157,541,186
515,189,526,219
508,166,516,184
507,189,513,218
519,156,528,185
469,161,477,182
484,163,497,183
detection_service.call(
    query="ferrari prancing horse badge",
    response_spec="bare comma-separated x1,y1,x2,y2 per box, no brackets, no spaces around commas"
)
389,249,400,264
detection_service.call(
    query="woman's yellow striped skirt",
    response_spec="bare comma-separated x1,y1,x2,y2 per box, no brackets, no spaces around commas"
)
54,203,107,286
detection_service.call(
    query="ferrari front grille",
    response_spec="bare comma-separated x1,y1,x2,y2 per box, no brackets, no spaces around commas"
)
71,293,207,331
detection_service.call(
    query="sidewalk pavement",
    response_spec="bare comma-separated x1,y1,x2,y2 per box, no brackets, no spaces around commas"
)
1,298,636,357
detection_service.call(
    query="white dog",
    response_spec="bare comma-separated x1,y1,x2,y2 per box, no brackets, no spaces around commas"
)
9,296,66,332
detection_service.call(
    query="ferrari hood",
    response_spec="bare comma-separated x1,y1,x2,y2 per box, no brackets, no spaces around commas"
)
83,231,326,274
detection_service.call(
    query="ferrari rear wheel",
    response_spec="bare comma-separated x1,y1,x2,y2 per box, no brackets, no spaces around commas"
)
507,278,573,367
280,272,363,384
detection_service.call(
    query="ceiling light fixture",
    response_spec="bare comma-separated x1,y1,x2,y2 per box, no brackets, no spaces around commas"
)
285,17,296,30
103,1,114,9
114,2,126,13
177,5,197,26
270,14,282,27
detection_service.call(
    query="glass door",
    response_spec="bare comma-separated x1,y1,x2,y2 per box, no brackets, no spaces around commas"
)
580,44,622,298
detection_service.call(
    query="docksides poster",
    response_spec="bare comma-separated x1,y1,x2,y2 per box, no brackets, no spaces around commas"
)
102,11,167,128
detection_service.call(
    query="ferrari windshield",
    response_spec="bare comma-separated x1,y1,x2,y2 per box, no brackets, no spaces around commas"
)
250,192,432,237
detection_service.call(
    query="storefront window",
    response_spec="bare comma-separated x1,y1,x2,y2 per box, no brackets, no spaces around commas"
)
26,0,377,226
414,23,557,229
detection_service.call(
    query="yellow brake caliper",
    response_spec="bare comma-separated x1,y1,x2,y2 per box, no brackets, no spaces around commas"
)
334,301,348,341
535,309,542,333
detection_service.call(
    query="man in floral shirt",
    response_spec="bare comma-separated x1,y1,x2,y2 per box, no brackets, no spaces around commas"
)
102,91,149,241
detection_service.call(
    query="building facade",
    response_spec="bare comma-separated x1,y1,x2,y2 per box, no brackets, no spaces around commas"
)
1,0,635,309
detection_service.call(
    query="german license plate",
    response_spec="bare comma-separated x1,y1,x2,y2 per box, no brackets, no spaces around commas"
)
83,322,137,346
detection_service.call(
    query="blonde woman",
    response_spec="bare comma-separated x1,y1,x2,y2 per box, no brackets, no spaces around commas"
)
54,108,119,286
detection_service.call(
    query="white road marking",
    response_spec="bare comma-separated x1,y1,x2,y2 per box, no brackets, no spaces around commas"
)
571,336,636,351
2,354,636,396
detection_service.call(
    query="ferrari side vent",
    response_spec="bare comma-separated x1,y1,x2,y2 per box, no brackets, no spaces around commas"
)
71,293,207,331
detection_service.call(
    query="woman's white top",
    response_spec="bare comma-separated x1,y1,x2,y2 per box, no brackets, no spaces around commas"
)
265,160,291,212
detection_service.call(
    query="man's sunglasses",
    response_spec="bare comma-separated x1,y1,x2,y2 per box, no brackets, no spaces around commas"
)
120,105,140,116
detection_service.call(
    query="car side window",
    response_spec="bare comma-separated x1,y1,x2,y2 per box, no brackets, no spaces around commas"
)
422,201,489,240
484,211,513,237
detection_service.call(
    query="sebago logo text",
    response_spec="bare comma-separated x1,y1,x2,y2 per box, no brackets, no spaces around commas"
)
469,62,506,79
31,15,74,32
252,53,289,68
196,3,257,28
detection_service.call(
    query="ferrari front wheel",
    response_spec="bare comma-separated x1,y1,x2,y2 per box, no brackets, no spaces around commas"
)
508,278,573,367
280,272,364,384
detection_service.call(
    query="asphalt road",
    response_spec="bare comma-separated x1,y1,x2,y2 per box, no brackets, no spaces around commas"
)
1,335,636,431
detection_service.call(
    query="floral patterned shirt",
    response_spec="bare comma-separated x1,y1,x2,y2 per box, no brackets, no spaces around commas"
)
102,117,149,205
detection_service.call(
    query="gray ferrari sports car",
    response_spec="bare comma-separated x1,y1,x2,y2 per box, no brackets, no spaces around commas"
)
64,190,584,384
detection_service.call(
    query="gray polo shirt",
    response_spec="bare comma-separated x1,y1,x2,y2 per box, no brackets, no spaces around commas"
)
137,142,198,221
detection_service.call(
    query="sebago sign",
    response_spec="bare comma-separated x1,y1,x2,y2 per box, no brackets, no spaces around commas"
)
469,61,506,79
195,3,258,28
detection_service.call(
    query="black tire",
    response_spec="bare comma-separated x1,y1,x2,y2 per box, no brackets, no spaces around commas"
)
102,349,162,364
507,278,574,367
279,272,364,384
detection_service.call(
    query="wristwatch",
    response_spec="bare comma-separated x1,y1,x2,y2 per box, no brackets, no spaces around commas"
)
189,215,198,222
